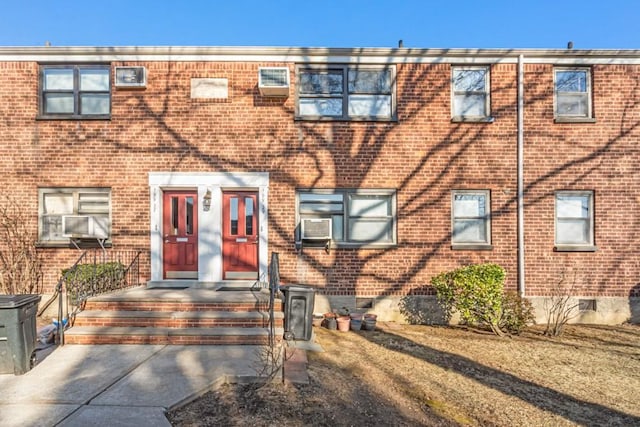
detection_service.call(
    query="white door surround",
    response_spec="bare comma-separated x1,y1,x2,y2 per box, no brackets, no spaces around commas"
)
148,172,269,283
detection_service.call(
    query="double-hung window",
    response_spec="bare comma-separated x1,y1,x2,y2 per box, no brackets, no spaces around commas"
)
297,189,396,246
40,65,111,118
296,65,395,120
38,188,111,246
555,191,595,250
451,190,491,248
451,66,491,121
554,68,592,120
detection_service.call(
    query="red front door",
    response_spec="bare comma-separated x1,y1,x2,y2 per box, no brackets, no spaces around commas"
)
222,191,259,280
163,191,198,279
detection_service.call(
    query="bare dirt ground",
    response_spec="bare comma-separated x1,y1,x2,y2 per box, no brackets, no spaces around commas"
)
167,323,640,426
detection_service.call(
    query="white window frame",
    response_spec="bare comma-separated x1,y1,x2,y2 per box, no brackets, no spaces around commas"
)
451,190,491,249
40,64,111,119
38,187,112,246
295,65,396,121
451,66,491,121
554,67,592,121
296,189,397,247
554,190,596,251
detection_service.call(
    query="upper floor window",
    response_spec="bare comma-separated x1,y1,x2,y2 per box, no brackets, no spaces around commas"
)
296,65,395,121
451,66,491,121
554,68,592,120
555,191,596,251
38,188,111,246
297,189,396,247
40,65,111,119
451,190,491,249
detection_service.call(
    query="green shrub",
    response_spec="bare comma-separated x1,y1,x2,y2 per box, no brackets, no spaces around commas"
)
499,291,535,335
62,262,125,305
431,263,511,336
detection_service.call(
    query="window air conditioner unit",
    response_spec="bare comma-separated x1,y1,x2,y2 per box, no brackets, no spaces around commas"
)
115,66,147,88
62,215,108,239
301,218,332,240
258,67,289,97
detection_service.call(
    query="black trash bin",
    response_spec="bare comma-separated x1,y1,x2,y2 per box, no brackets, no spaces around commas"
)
280,285,315,341
0,295,41,375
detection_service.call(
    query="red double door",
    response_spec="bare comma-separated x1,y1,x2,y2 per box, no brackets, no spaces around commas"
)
162,190,258,280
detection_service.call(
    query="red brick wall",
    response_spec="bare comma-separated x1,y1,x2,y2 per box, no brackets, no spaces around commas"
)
0,58,638,299
523,63,640,297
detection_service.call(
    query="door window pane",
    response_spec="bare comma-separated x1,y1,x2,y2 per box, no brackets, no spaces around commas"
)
245,197,254,235
230,197,238,235
185,197,194,235
171,197,178,235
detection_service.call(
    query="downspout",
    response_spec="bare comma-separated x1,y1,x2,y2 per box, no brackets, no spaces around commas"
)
517,54,525,297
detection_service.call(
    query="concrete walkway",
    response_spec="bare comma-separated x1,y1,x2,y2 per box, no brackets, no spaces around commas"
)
0,344,269,426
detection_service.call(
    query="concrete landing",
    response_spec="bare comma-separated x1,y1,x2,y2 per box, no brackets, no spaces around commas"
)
0,344,268,426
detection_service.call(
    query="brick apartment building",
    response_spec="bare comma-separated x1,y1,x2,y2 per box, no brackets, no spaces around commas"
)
0,46,638,324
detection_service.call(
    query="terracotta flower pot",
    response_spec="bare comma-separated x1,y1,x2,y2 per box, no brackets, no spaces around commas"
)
336,316,350,332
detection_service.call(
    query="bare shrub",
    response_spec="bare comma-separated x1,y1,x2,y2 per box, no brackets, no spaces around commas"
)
544,271,579,336
0,195,43,294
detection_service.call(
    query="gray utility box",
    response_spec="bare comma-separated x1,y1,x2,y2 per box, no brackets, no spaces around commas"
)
280,285,315,341
0,295,41,375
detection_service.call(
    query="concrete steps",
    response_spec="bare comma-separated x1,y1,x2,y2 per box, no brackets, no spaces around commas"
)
63,286,283,345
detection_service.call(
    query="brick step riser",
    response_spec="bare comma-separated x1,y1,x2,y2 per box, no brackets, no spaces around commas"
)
73,318,283,328
64,335,282,345
83,302,281,312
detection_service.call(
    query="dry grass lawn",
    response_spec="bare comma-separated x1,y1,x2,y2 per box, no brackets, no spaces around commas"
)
168,323,640,426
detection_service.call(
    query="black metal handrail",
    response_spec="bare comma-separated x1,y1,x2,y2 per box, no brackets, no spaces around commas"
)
57,249,142,345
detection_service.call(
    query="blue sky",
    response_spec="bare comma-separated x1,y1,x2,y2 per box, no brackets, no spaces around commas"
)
1,1,638,49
